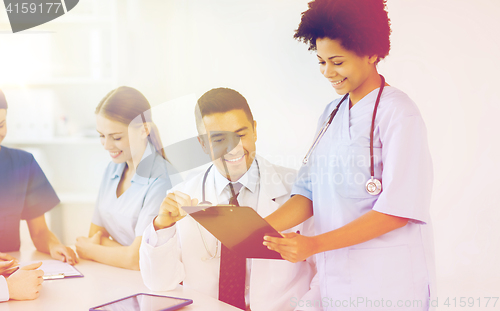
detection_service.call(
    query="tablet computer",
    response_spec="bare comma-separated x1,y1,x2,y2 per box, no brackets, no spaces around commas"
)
182,205,283,259
89,293,193,311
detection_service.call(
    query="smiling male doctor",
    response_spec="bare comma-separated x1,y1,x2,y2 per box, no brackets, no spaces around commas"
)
139,88,320,311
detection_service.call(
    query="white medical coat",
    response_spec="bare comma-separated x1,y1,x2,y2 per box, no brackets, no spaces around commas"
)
0,276,8,302
140,156,321,311
293,87,434,311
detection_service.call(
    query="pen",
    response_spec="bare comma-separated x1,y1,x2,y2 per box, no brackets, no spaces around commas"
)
2,265,19,277
43,273,65,280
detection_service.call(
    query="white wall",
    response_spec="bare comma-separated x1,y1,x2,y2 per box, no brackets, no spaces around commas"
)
2,0,499,305
384,0,500,301
119,2,500,301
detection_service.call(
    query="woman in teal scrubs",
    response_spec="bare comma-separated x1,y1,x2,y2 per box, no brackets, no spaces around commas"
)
75,86,177,270
264,1,434,310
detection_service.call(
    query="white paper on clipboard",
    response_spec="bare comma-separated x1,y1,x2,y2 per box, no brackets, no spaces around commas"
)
20,260,83,279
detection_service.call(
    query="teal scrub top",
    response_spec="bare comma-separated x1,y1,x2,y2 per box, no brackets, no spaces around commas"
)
0,146,59,252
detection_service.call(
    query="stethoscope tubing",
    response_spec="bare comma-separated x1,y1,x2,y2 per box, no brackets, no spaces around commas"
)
199,164,213,205
199,162,238,206
199,158,259,205
302,94,348,165
302,75,386,195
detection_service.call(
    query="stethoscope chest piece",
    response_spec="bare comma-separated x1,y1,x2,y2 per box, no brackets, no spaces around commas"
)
303,75,387,196
365,178,382,195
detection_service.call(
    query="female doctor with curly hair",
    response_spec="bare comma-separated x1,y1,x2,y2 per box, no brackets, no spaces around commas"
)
264,1,434,310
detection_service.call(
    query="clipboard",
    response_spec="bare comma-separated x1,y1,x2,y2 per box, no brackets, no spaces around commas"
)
20,260,84,280
182,205,283,259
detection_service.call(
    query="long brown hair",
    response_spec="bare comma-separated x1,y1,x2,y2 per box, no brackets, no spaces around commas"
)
95,86,167,160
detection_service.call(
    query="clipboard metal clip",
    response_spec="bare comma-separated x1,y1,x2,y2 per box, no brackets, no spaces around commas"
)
43,273,65,280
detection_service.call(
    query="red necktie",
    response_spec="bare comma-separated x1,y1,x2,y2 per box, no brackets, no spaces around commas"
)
219,183,246,310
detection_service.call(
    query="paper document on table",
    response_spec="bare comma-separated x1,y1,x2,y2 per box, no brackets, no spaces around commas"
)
20,260,83,279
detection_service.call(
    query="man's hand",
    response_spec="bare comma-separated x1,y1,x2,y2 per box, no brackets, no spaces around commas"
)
153,191,198,230
6,262,44,301
75,231,102,260
49,244,78,265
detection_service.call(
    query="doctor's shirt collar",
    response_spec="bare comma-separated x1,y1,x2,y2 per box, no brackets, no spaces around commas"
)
214,159,259,196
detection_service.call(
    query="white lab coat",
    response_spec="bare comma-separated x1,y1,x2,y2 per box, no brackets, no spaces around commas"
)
0,276,8,302
140,156,321,311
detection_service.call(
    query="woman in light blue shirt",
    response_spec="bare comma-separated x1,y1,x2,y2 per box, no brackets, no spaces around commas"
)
75,86,177,270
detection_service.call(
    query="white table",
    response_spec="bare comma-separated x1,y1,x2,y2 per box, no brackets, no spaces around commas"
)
0,246,240,311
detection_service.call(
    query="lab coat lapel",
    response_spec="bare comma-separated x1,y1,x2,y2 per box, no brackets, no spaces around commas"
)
255,156,288,218
250,157,294,309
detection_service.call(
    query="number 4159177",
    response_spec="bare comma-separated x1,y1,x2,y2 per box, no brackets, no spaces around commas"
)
6,3,62,14
443,297,498,308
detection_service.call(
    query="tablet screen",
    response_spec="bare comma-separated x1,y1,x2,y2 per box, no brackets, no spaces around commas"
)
90,293,192,311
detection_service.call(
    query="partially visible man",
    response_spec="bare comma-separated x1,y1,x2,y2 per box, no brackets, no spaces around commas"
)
0,89,77,262
140,88,320,311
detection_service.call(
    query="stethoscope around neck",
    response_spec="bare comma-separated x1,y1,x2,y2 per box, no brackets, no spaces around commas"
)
199,157,259,205
196,158,257,260
199,164,215,206
302,75,386,196
195,163,219,260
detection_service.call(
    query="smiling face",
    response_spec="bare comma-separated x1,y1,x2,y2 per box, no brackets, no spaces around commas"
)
96,113,147,165
0,109,6,146
316,37,380,105
198,109,257,181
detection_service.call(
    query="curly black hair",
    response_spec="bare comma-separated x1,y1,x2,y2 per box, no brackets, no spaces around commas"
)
294,0,391,62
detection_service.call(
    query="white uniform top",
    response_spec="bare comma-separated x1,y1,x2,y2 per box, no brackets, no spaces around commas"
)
92,144,177,246
293,86,434,311
0,276,8,302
